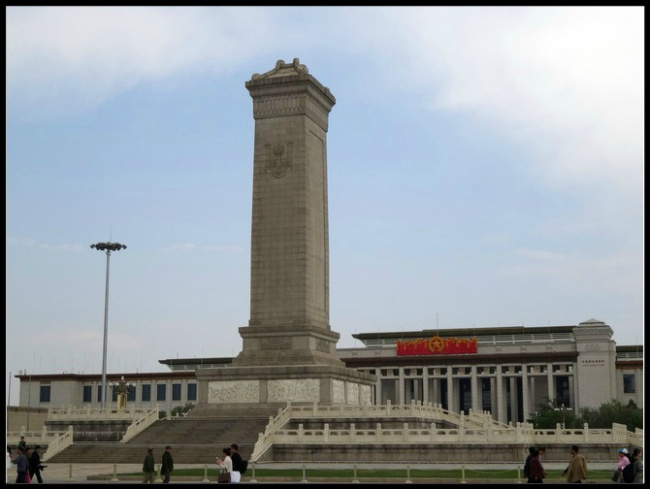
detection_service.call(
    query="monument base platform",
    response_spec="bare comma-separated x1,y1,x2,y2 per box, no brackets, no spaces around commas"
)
195,364,376,408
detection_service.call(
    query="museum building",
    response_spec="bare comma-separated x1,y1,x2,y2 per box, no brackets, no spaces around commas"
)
15,318,642,425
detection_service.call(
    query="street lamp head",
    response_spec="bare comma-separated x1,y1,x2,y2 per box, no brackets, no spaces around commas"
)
91,242,127,251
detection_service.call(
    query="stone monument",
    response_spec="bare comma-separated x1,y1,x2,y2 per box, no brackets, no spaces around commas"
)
195,59,375,413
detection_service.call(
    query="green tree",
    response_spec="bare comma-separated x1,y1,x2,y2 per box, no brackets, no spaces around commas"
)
170,402,194,417
529,397,643,432
576,399,642,432
528,397,577,429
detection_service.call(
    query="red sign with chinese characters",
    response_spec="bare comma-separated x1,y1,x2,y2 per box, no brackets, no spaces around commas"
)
396,336,478,356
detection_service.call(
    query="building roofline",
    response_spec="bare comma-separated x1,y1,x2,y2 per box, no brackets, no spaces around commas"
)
352,325,578,340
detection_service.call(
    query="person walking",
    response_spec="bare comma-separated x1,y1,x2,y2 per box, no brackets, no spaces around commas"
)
524,446,535,481
13,446,29,483
142,447,155,483
216,447,232,483
631,448,643,483
527,448,546,483
615,448,631,482
17,437,27,454
538,447,546,471
229,443,243,483
161,445,174,483
29,445,44,483
562,445,588,483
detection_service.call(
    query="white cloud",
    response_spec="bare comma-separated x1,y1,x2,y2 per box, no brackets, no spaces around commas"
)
354,7,643,194
7,6,274,119
6,236,83,251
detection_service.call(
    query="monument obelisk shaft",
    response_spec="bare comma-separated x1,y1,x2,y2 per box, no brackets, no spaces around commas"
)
196,59,374,411
233,58,343,368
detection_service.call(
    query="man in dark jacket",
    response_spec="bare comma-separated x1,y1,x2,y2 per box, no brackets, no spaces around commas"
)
142,447,155,483
161,445,173,483
230,443,244,483
13,446,29,483
29,445,44,483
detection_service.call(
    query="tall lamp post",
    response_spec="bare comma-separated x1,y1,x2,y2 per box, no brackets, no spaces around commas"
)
91,241,127,409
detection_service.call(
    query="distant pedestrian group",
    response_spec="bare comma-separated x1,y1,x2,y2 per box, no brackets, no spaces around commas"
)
613,446,643,483
10,437,45,484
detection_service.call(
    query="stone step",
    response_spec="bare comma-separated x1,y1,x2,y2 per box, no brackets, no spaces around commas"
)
45,417,269,464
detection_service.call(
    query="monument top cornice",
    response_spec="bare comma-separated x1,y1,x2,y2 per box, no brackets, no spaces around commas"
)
246,58,336,105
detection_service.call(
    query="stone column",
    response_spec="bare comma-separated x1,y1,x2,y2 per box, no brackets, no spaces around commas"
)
496,368,504,422
547,363,554,400
422,367,429,404
470,366,479,412
509,376,517,421
521,364,529,422
446,368,454,412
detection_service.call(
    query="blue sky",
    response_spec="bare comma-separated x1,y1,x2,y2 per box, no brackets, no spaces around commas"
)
6,6,644,404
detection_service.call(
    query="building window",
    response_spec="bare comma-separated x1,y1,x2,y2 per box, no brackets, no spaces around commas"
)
127,386,136,402
97,385,103,403
157,384,166,401
172,383,182,401
142,384,151,402
187,384,197,401
83,386,92,403
39,385,51,403
623,374,636,394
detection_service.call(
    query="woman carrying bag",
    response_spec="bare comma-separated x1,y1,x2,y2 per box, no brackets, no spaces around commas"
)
216,447,232,483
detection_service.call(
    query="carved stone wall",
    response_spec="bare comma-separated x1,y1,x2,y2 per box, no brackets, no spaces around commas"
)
208,380,260,403
268,379,320,403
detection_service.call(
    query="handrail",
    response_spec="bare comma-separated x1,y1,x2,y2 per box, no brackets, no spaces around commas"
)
121,406,160,443
41,426,74,462
250,402,643,461
47,405,153,421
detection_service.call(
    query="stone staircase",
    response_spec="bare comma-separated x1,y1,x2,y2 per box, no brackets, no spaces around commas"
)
44,417,269,464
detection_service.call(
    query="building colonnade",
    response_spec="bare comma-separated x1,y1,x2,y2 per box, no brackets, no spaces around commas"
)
361,360,576,424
